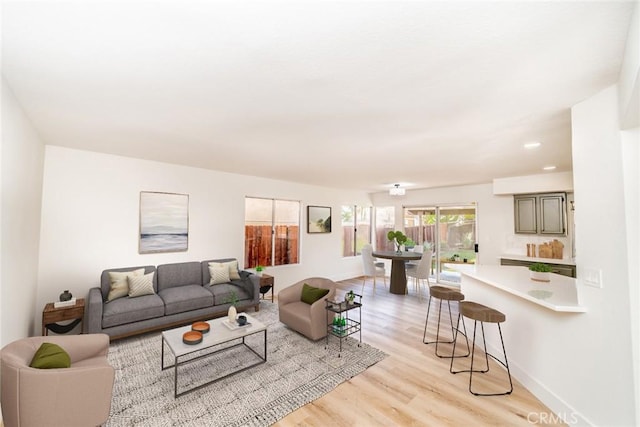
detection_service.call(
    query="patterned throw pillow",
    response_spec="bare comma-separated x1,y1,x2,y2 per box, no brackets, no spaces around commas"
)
128,272,155,297
209,260,241,281
107,268,145,302
209,264,231,285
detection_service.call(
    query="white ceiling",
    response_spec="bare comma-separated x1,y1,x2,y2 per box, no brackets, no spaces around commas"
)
2,1,636,192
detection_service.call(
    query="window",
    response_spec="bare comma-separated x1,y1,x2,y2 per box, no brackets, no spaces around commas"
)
375,206,395,251
245,197,300,268
341,205,372,257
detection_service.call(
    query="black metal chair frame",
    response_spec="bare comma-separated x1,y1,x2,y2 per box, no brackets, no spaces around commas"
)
423,295,470,359
449,313,513,396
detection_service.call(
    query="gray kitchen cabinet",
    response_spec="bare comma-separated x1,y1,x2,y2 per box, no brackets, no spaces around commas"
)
514,193,566,236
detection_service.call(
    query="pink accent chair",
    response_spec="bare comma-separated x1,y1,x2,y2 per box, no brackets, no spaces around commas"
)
1,334,114,427
278,277,336,340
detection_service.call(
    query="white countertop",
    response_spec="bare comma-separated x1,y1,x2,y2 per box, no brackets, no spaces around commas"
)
455,264,586,313
500,254,576,266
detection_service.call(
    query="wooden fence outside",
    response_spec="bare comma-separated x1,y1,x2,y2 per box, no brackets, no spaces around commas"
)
244,225,299,268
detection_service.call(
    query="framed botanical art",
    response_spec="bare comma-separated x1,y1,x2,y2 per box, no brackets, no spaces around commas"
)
307,205,331,233
139,191,189,253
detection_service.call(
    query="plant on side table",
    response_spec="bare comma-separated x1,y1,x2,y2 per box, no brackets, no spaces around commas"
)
529,263,552,282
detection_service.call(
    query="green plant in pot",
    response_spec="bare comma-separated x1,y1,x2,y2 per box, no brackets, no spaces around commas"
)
404,238,416,250
387,230,408,253
345,290,356,304
255,265,265,276
225,291,240,322
529,263,552,282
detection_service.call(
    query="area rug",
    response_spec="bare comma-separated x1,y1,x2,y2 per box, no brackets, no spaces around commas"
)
106,302,387,426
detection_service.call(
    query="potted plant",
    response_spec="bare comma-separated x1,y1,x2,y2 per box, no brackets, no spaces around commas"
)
404,238,416,250
345,290,355,304
255,265,265,276
225,291,240,322
387,230,408,253
529,262,552,282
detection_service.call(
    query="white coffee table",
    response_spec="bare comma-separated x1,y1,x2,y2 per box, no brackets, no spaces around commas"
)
161,313,267,397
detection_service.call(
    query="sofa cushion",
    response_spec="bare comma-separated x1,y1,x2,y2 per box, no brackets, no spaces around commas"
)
208,260,241,280
158,285,214,315
201,258,240,286
101,266,156,301
157,262,202,291
208,264,230,285
301,283,330,305
206,283,250,306
102,294,165,328
107,268,145,302
128,272,155,297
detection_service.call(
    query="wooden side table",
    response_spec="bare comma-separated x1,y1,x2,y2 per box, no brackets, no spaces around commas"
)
259,274,274,302
42,298,85,335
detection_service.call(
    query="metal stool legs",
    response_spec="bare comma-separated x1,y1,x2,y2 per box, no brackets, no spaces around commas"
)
423,295,470,358
449,312,513,396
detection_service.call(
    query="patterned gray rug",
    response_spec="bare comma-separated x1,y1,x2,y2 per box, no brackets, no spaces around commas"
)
106,302,387,426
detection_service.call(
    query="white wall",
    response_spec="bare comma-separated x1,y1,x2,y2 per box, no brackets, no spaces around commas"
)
621,127,639,426
36,146,371,335
1,77,45,346
571,85,636,426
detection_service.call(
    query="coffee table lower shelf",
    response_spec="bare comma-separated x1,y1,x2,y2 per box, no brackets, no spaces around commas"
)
161,314,267,398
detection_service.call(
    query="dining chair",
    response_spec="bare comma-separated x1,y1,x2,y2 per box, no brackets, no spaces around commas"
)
361,244,386,294
406,250,433,300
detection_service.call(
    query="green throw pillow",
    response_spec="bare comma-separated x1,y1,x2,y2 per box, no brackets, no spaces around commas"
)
301,283,330,305
29,343,71,369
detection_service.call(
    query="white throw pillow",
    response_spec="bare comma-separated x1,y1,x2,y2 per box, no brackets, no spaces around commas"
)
128,272,155,297
209,264,230,285
107,268,145,302
209,260,240,280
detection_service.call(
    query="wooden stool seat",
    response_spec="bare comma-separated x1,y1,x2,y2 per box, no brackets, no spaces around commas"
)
460,301,505,323
450,300,513,396
430,286,464,301
423,286,469,359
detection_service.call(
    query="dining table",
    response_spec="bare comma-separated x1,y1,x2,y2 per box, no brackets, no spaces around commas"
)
372,250,423,295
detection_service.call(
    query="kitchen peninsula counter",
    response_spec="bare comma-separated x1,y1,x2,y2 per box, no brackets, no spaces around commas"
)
455,264,586,313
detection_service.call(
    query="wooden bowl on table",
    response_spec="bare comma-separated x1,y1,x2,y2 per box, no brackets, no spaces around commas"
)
183,331,203,345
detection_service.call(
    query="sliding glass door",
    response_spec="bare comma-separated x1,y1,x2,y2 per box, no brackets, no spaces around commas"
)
404,204,477,285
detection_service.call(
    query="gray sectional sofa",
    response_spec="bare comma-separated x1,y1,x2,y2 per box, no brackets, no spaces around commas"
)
84,258,260,340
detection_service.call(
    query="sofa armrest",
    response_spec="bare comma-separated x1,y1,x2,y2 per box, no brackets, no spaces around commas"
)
245,272,260,302
84,287,104,334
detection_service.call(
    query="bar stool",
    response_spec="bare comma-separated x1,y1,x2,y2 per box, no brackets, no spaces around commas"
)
449,301,513,396
422,286,470,358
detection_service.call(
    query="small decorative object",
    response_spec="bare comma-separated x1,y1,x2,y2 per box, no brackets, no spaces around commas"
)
183,331,203,345
345,290,355,304
404,238,416,250
237,315,247,326
332,316,347,336
228,305,237,323
192,322,210,334
255,265,264,276
529,262,552,282
226,291,239,322
387,230,408,254
59,290,72,302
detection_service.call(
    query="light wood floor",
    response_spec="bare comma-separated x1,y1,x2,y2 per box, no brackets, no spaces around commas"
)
273,276,565,427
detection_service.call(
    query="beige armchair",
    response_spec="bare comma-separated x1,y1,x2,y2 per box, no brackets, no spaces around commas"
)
278,277,336,340
1,334,115,427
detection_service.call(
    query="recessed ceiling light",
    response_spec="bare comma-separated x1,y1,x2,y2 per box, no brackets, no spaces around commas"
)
543,166,556,171
524,142,541,149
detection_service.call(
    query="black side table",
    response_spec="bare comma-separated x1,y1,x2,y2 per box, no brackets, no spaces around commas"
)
259,274,274,302
325,293,362,356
